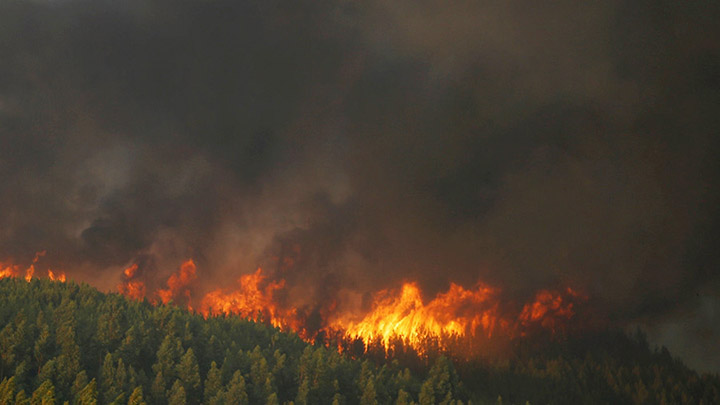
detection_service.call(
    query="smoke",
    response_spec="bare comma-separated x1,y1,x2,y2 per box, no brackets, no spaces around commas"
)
1,0,719,369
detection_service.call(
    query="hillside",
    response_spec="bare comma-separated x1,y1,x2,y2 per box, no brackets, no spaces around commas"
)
0,279,718,404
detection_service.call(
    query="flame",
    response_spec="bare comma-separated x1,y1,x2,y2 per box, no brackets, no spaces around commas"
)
157,259,197,305
24,250,45,282
199,268,298,330
47,269,66,282
1,251,66,283
116,259,586,356
118,264,146,300
0,262,20,279
329,282,503,352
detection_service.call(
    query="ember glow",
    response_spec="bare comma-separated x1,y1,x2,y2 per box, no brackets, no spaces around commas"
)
117,260,586,355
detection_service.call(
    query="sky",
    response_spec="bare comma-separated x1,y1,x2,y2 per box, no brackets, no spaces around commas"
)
1,0,719,372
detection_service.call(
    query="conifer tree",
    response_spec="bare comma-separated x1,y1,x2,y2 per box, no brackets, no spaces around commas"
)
34,324,53,370
168,380,186,405
295,378,309,405
225,371,249,405
150,370,166,405
203,361,222,403
360,378,377,405
15,389,29,405
152,335,182,392
127,386,146,405
101,353,121,403
0,376,17,403
30,380,55,405
176,348,200,404
266,392,279,405
418,380,434,405
74,378,97,405
396,388,411,405
70,371,88,400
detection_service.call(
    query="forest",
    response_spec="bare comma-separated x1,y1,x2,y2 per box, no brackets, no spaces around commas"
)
0,278,718,404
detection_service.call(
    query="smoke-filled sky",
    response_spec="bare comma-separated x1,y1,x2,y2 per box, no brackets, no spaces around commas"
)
1,0,719,371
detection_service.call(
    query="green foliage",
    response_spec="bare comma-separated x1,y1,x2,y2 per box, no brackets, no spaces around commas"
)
74,378,97,405
203,361,222,403
167,380,186,405
127,386,145,405
30,379,55,405
0,278,718,405
176,348,200,403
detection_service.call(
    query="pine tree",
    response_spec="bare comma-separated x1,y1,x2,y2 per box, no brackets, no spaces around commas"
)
266,392,279,405
225,371,249,405
74,378,97,405
204,361,222,403
15,389,29,405
152,335,182,394
34,324,53,370
176,348,200,404
249,346,272,403
396,388,411,405
360,378,377,405
70,371,88,400
168,380,186,405
54,323,81,392
0,324,18,380
127,386,146,405
100,353,122,403
0,376,17,403
30,380,55,405
14,361,30,393
151,370,167,405
419,380,434,405
295,378,309,405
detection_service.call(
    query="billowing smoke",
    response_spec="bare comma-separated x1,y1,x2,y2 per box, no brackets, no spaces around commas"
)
1,0,719,370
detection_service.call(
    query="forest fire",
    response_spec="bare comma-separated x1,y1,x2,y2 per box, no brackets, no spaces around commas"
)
329,282,504,352
117,259,587,355
47,269,66,282
1,253,586,355
118,263,146,300
199,268,300,330
0,252,66,283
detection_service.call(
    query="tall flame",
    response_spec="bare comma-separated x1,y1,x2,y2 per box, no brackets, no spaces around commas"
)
199,268,298,330
118,264,146,300
117,260,586,356
329,282,503,352
157,259,197,305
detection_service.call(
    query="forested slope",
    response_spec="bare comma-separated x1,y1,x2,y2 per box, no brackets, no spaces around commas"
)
0,279,718,404
0,279,464,404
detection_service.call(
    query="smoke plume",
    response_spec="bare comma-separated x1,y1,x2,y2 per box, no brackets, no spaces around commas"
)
1,0,719,370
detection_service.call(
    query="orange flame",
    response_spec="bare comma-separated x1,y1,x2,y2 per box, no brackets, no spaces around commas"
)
0,262,20,279
116,259,586,356
47,269,66,282
23,250,45,282
1,251,66,283
199,268,298,330
118,264,146,300
329,282,503,352
157,259,197,305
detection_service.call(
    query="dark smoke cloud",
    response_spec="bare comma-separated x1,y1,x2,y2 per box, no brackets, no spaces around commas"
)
1,0,719,370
